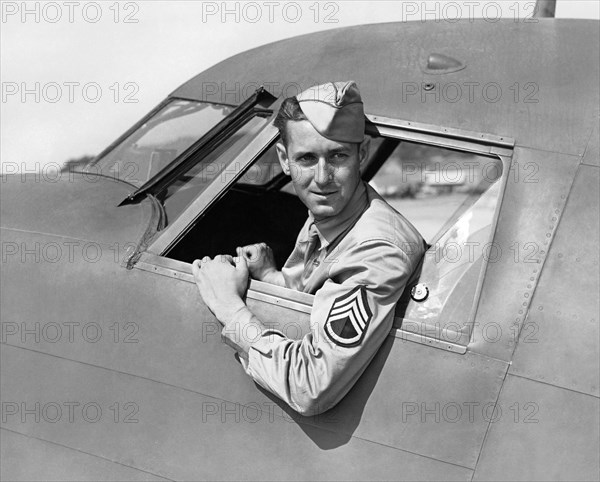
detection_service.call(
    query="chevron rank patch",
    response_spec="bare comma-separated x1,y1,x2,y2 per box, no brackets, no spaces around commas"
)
324,286,373,347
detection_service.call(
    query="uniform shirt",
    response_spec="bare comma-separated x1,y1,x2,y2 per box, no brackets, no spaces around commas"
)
226,181,425,415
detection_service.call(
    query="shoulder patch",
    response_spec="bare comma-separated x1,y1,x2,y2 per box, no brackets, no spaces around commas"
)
324,286,372,347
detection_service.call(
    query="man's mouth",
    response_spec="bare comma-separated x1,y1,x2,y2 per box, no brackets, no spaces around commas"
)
311,190,337,197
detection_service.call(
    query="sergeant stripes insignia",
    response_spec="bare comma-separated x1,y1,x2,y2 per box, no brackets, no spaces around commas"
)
324,285,372,347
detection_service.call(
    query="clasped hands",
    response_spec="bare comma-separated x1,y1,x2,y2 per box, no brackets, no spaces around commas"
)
192,243,280,325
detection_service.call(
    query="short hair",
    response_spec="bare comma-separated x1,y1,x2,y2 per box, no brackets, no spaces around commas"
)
273,96,307,146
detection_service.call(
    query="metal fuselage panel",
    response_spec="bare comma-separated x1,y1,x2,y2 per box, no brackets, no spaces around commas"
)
1,344,473,481
509,163,599,397
173,19,599,157
473,374,600,481
0,173,153,247
472,150,600,480
469,147,582,361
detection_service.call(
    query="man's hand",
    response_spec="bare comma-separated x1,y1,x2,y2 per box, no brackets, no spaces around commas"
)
236,243,281,284
192,255,249,324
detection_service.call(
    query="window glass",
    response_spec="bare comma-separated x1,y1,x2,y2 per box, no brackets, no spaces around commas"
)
160,114,270,224
396,179,502,332
378,142,505,344
369,142,502,242
236,144,282,186
91,100,234,187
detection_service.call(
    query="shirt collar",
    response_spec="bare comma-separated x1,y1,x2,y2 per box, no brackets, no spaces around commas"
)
308,181,368,250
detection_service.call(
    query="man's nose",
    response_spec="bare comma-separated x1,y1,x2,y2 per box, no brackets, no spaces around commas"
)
314,158,332,185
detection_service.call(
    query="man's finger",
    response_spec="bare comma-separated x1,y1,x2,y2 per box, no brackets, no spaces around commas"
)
235,255,249,275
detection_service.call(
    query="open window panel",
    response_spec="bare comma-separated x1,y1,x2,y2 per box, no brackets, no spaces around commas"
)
145,117,512,352
365,119,513,353
372,140,510,353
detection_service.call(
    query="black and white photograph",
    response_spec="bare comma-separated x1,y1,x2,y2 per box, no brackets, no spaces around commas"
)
1,1,599,480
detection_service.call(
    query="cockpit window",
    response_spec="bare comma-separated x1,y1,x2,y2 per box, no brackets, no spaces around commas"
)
90,100,234,187
377,142,506,347
153,126,508,351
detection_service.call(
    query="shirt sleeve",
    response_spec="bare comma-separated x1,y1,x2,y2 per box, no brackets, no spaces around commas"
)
224,238,421,416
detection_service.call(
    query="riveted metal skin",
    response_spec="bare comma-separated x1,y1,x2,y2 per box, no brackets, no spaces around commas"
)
472,375,600,481
1,18,599,482
468,148,581,361
509,165,600,397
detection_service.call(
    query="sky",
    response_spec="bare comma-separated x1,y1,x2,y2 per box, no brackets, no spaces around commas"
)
1,0,599,173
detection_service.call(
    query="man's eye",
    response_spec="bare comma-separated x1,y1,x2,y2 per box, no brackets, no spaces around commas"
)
330,153,349,162
297,155,316,164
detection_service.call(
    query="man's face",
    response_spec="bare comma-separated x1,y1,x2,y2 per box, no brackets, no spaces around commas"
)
276,120,369,221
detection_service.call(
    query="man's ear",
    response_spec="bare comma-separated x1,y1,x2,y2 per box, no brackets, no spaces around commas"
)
358,136,370,166
276,142,291,175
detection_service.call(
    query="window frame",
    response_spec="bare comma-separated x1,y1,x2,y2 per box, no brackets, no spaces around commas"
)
133,114,515,355
119,88,276,206
146,122,280,256
87,97,236,182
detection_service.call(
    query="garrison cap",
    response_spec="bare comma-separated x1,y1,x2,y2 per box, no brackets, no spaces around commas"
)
296,81,365,143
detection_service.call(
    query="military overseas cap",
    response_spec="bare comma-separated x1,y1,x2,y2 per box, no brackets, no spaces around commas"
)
296,81,365,143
